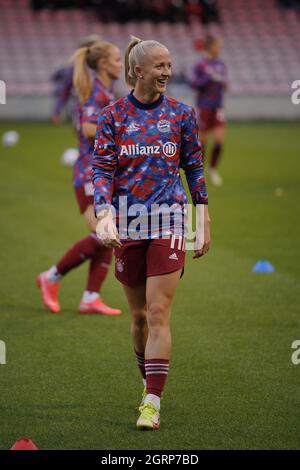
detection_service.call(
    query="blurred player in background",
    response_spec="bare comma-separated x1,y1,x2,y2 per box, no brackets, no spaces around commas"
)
37,41,122,315
190,33,227,186
51,34,101,124
93,36,210,429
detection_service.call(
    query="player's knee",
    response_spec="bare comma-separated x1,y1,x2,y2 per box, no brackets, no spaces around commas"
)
132,308,147,329
147,303,168,330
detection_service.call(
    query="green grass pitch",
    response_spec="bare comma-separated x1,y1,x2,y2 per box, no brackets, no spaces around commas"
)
0,121,299,450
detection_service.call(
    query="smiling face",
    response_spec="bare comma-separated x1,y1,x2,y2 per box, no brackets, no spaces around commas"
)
134,45,172,99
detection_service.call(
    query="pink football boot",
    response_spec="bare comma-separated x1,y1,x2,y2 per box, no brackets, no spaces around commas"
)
37,272,60,313
79,298,121,315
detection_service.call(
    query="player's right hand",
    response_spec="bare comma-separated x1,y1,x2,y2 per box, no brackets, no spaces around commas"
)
96,209,122,248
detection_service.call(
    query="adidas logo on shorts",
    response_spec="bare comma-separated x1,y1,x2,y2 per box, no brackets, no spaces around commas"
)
168,253,178,260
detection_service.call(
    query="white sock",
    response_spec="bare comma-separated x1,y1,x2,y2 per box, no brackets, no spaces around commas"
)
144,393,160,411
47,265,62,283
142,378,146,387
82,291,99,303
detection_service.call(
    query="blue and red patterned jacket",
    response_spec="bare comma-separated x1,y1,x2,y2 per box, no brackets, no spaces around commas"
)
73,78,114,188
190,57,227,109
92,91,208,239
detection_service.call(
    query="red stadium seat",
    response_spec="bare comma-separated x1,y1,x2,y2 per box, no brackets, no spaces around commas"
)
1,0,299,97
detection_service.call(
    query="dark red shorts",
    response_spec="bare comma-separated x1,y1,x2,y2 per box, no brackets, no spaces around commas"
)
198,107,225,132
74,183,94,214
114,236,186,287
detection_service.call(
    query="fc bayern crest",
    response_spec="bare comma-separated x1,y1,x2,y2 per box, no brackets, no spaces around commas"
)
157,120,171,133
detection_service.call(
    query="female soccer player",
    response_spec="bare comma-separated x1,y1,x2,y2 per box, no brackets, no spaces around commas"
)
93,37,210,430
52,34,102,125
37,41,122,315
190,34,227,186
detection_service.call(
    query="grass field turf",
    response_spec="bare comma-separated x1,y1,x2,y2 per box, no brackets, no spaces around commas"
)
0,122,299,450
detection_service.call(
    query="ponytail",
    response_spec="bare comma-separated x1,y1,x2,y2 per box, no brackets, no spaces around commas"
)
73,47,92,104
125,35,143,87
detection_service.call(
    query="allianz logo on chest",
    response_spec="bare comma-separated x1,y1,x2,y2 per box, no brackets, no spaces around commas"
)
120,142,177,158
